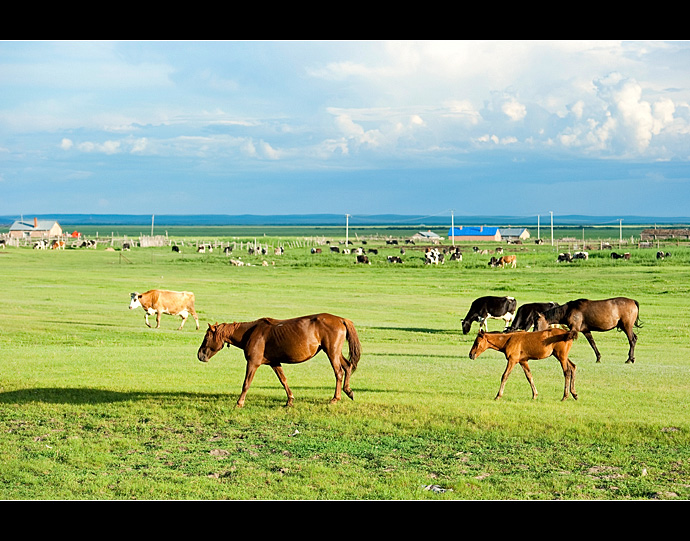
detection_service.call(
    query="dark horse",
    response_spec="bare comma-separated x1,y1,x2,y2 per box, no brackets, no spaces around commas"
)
468,328,579,401
537,297,641,363
197,313,362,407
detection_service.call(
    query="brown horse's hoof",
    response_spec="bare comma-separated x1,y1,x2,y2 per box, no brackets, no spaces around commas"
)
345,389,354,400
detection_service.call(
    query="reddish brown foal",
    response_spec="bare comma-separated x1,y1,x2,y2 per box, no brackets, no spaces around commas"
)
469,328,579,401
197,313,361,407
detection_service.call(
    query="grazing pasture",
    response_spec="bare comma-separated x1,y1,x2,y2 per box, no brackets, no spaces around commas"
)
0,234,689,500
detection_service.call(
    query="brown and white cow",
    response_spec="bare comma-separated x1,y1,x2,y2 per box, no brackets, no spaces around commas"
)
497,255,517,268
129,289,199,330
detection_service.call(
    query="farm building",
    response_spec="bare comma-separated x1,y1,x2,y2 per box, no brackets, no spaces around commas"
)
499,228,530,242
9,217,63,239
447,226,501,242
410,230,442,243
640,228,690,241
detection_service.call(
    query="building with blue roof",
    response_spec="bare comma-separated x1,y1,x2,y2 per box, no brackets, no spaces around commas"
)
447,226,501,242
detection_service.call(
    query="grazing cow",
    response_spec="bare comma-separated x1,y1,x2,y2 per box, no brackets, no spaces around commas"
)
610,252,624,259
573,251,588,260
449,249,462,261
129,289,199,330
425,248,443,265
274,247,284,255
508,302,560,331
557,252,572,263
33,240,47,250
355,254,370,264
488,256,499,267
623,253,631,260
223,246,232,254
172,245,181,253
497,255,517,268
0,239,6,248
387,255,403,263
51,240,65,250
311,248,322,254
78,239,96,249
122,242,131,251
330,246,340,253
368,249,378,255
462,296,517,334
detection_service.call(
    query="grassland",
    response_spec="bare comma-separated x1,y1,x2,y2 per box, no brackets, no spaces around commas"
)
1,230,689,500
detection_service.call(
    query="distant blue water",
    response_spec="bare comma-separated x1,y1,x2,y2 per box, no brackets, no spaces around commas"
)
2,213,690,227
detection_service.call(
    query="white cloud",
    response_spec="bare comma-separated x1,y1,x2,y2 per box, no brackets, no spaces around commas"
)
502,99,527,121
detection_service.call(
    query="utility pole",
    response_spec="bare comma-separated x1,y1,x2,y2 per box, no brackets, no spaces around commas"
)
451,209,455,246
619,219,623,246
550,211,554,246
345,214,350,246
537,214,540,239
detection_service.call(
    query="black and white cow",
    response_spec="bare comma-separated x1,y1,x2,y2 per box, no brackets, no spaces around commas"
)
461,296,517,334
508,302,559,331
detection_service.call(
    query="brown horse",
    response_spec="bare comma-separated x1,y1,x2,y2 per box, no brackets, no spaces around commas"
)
537,297,640,363
197,313,362,407
468,328,579,401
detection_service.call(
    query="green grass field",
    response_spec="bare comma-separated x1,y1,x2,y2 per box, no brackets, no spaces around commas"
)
1,234,689,500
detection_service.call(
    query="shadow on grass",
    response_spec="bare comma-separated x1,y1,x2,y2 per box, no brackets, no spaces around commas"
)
369,326,457,335
0,385,399,406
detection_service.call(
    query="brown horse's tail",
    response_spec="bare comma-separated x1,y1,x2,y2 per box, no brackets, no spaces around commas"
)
343,319,362,372
634,300,643,329
566,330,579,341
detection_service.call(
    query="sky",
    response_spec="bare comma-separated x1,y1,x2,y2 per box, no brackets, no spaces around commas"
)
1,40,690,221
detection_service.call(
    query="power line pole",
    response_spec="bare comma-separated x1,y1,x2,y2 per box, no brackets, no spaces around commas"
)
550,211,554,246
451,209,455,246
345,214,350,246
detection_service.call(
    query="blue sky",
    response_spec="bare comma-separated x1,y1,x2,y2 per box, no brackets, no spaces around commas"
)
2,40,690,220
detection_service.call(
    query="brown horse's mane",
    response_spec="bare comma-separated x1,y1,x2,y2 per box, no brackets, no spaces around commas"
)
542,302,570,324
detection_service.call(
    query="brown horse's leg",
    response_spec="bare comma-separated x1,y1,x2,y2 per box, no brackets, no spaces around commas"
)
342,361,354,400
329,360,344,404
237,359,261,408
556,355,572,401
496,359,517,400
519,360,538,399
583,331,602,363
271,365,294,407
323,333,352,404
624,328,637,364
569,360,578,400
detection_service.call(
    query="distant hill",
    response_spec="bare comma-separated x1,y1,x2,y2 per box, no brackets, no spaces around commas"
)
2,213,690,227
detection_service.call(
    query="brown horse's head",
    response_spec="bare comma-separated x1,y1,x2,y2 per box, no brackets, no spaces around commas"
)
468,330,489,359
197,323,226,362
